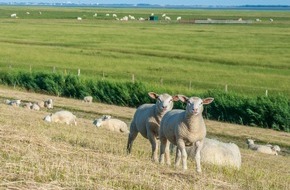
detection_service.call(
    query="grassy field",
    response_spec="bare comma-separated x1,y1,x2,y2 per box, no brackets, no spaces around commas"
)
0,86,290,189
0,6,290,96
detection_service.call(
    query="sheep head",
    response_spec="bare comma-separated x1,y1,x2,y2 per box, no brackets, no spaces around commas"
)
148,92,179,113
178,96,214,116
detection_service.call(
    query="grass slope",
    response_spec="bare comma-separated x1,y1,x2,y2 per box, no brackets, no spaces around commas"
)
0,86,290,189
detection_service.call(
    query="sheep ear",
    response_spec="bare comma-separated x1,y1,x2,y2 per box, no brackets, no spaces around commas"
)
177,95,188,103
203,98,214,105
148,92,159,99
172,95,179,102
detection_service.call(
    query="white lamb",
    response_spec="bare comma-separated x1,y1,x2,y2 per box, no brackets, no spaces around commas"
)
83,96,93,103
127,92,179,162
159,95,214,173
44,99,53,109
93,115,129,133
185,138,241,169
176,16,181,21
165,16,171,21
31,103,40,111
7,99,21,107
43,110,77,125
247,139,280,155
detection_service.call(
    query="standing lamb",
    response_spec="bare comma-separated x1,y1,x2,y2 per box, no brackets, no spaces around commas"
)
247,139,280,155
185,138,241,169
83,96,93,103
43,110,77,125
93,115,129,133
159,95,214,172
127,92,179,162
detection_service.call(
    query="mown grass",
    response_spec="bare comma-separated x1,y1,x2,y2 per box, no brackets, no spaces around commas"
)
0,6,290,96
0,87,290,189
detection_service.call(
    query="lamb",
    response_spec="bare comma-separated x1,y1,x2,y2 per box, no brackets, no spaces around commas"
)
159,95,214,172
165,16,171,21
31,103,40,111
83,96,93,103
247,139,280,155
127,92,179,162
24,102,33,109
176,16,182,21
43,110,77,125
6,99,21,107
93,115,129,133
11,13,17,18
185,138,241,170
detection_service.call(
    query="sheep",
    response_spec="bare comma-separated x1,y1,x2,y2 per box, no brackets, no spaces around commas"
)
106,13,110,17
139,17,145,21
11,13,17,18
165,16,171,21
23,102,33,109
93,115,129,133
127,92,179,162
83,96,93,103
44,99,53,109
185,138,241,170
176,16,182,21
77,17,82,21
37,101,45,108
31,103,40,111
8,99,21,107
43,110,77,125
159,95,214,173
93,13,97,17
112,14,117,18
162,13,166,17
247,139,280,155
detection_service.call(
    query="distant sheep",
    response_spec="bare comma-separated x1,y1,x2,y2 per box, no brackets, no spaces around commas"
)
77,17,82,21
106,14,110,17
127,92,179,162
43,110,77,125
24,102,33,109
83,96,93,103
185,138,241,169
31,103,40,111
165,16,171,21
11,13,17,18
93,115,129,133
44,99,53,109
112,14,117,17
5,99,21,107
176,16,181,21
159,95,214,172
247,139,280,155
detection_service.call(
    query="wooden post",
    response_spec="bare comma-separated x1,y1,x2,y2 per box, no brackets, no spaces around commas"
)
160,78,163,86
29,65,32,73
78,68,80,76
64,69,67,75
189,80,192,90
102,71,105,80
265,90,268,97
53,66,56,73
225,84,228,93
132,74,135,83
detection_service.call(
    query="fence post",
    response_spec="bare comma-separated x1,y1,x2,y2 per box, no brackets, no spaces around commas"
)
225,84,228,93
29,65,32,73
53,66,56,73
265,90,268,97
78,69,80,76
132,74,135,83
102,71,105,80
189,80,192,90
160,78,163,86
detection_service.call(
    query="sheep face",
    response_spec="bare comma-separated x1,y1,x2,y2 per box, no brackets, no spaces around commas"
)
178,96,214,116
43,114,52,122
148,92,178,113
247,139,255,145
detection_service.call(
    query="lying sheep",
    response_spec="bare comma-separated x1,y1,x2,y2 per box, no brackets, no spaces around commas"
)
31,103,40,111
93,115,129,133
37,101,45,108
185,138,241,170
83,96,93,103
5,99,21,107
247,139,280,155
159,95,214,172
127,92,179,162
43,110,77,125
23,102,33,109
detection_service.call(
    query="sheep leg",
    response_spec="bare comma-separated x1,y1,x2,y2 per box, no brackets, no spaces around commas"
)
176,140,187,170
127,123,138,154
195,140,203,173
159,138,171,165
147,132,158,162
175,147,181,168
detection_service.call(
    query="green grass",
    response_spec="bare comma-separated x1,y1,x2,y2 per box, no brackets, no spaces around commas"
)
0,6,290,96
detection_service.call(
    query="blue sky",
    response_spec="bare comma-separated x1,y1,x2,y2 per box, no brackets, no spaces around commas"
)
6,0,290,6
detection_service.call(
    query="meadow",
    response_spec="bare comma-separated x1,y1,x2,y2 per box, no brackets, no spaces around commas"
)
0,6,290,96
0,87,289,189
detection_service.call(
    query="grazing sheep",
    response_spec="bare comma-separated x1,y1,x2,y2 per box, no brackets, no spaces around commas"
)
162,13,166,17
93,115,129,133
127,92,179,162
112,14,117,17
185,138,241,169
159,95,214,172
176,16,182,21
77,17,82,21
106,13,110,17
165,16,171,21
23,102,33,109
247,139,280,155
44,99,53,109
11,13,17,18
43,110,77,125
83,96,93,103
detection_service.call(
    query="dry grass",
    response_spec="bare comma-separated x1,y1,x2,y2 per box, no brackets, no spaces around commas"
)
0,86,290,189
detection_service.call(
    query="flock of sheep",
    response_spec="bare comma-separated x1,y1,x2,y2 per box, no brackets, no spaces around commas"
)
4,93,282,173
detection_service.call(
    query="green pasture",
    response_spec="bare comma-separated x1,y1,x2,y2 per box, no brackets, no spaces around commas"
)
0,6,290,96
